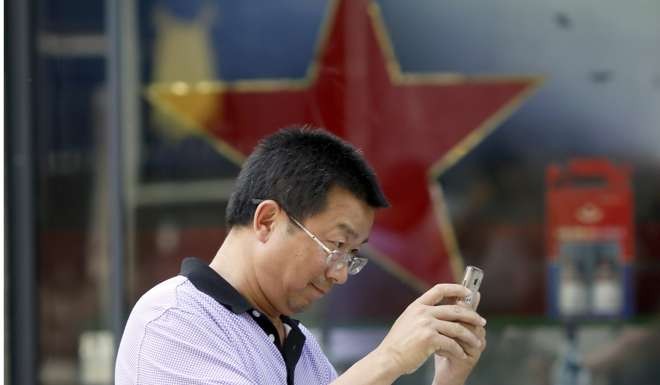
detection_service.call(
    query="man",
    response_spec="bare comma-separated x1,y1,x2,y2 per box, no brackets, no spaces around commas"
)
115,127,486,385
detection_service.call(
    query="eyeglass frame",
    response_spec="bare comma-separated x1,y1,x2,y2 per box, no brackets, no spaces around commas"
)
251,199,369,275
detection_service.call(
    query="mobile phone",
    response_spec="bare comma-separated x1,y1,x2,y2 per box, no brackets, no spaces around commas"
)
460,266,484,310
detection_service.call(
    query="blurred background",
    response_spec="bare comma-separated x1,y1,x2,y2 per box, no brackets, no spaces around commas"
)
5,0,660,384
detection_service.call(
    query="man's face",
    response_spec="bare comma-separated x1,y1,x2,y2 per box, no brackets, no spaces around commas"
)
256,186,375,315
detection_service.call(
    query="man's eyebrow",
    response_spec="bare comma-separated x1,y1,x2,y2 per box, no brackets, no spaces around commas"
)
337,222,369,244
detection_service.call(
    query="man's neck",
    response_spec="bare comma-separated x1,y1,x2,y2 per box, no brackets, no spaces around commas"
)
209,229,283,324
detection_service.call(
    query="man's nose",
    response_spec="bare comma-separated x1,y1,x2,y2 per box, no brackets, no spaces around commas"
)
326,263,349,285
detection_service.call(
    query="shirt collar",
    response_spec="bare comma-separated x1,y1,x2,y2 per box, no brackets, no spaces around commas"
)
179,257,253,314
179,256,306,381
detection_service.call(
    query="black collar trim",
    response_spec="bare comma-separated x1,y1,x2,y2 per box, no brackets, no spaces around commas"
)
179,257,252,314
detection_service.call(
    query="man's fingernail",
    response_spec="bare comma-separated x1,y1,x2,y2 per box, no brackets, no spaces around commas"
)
480,317,487,325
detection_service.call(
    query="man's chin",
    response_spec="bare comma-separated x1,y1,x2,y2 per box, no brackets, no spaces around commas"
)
286,298,313,315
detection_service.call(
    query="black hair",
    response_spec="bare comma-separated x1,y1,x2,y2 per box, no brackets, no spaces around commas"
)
225,126,389,228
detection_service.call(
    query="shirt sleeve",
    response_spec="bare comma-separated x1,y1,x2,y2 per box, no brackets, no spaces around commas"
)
124,307,257,385
297,324,339,384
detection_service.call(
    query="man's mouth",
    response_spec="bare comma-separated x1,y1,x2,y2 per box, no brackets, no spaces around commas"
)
310,283,328,296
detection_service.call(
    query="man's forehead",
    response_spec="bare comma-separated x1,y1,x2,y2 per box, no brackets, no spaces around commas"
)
314,186,375,239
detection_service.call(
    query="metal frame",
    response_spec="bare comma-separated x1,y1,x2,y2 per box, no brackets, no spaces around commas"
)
7,0,38,383
106,0,131,353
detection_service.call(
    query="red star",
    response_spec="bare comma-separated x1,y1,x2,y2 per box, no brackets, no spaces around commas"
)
149,0,541,289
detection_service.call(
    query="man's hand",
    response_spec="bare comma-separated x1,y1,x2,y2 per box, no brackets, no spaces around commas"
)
373,284,486,377
432,293,486,385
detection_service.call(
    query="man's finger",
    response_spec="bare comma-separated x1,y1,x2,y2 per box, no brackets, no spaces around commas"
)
430,304,486,327
416,284,472,306
431,333,468,360
432,319,482,351
456,324,487,357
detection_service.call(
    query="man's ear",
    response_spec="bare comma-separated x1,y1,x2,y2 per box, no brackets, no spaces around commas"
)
252,200,282,243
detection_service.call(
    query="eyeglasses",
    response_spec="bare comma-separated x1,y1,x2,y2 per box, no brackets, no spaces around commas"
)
288,216,368,275
252,199,368,275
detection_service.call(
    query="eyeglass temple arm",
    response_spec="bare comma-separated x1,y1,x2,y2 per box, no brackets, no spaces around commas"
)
289,217,334,254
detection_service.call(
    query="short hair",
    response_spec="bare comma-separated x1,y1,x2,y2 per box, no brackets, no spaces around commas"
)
226,126,389,228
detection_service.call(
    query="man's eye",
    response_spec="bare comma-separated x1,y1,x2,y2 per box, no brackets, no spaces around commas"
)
334,241,345,249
